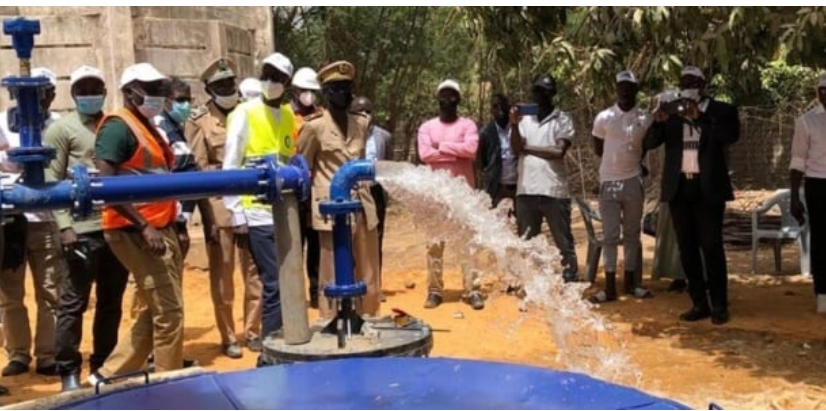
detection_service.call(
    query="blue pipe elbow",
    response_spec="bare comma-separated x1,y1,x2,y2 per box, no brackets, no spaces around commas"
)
328,160,375,203
3,17,40,60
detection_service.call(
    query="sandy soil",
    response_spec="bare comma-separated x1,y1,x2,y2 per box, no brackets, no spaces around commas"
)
1,201,824,410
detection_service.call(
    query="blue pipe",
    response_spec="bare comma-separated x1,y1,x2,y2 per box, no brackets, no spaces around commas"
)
319,160,376,299
1,156,310,217
2,17,54,186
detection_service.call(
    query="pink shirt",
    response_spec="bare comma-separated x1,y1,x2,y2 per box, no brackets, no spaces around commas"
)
417,117,479,186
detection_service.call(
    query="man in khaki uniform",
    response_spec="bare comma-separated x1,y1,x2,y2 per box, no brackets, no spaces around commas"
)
185,58,262,357
297,61,380,320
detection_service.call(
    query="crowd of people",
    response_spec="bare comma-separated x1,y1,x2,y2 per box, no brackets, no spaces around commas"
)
0,51,822,399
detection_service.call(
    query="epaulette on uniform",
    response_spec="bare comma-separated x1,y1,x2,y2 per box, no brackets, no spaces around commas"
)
189,105,209,121
303,111,323,122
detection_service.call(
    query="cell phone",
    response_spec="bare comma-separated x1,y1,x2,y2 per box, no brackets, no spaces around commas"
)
516,103,538,116
659,100,685,116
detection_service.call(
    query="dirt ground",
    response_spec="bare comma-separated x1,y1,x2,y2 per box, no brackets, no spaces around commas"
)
1,200,824,410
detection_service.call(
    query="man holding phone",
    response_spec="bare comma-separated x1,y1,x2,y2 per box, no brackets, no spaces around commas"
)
509,74,579,283
644,66,740,325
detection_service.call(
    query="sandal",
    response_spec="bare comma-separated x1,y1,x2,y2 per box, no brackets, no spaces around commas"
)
633,287,653,299
588,290,617,304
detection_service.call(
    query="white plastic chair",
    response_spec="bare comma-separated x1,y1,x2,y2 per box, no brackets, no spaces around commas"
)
750,189,810,275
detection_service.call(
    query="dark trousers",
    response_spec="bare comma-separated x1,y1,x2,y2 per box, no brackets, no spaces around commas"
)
515,195,578,279
370,184,388,273
669,177,728,312
806,178,826,294
247,225,281,337
55,230,129,375
492,183,517,209
300,201,320,298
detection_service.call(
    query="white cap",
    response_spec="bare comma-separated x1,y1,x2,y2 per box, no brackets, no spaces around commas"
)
681,66,705,80
31,67,57,87
239,77,262,99
436,79,461,96
818,73,826,88
292,67,320,91
70,65,105,87
119,62,167,89
616,70,637,84
262,53,294,77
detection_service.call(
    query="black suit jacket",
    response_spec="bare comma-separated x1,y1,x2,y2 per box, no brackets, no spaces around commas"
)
644,99,740,203
476,121,503,199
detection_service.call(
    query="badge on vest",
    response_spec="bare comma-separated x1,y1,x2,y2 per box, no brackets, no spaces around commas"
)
284,135,293,148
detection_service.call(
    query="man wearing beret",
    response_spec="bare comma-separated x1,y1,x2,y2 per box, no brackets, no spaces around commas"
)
298,60,381,320
186,58,261,358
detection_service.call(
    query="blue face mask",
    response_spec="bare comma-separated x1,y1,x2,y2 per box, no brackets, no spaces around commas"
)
75,95,105,115
169,101,191,125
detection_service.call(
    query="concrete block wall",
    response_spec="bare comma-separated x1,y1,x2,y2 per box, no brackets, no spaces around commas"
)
1,6,273,112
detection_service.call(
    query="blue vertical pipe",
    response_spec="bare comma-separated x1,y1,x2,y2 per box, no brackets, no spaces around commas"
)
319,160,375,298
2,17,54,186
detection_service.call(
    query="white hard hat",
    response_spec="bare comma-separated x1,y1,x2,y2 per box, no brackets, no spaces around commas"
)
119,62,166,89
239,77,262,99
261,53,294,77
70,65,105,87
292,67,320,91
31,67,57,87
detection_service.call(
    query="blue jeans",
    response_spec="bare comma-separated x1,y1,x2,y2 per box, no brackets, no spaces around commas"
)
247,225,281,337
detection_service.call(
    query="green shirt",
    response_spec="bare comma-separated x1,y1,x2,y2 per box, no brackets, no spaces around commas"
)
44,111,105,234
94,117,138,165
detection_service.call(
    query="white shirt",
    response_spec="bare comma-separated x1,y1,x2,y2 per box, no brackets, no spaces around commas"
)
221,103,280,227
516,109,573,199
790,104,826,178
592,104,652,182
0,109,61,222
681,98,710,174
497,124,518,185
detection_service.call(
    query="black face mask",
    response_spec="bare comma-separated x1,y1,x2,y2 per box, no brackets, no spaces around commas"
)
532,89,554,107
325,89,353,110
438,98,459,113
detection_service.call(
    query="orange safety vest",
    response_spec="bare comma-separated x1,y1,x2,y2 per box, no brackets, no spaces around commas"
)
99,108,177,230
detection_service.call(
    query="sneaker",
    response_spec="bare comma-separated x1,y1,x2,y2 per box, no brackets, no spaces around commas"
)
588,290,617,304
423,293,443,309
632,287,653,299
465,293,485,310
247,338,263,353
222,343,243,359
87,371,106,387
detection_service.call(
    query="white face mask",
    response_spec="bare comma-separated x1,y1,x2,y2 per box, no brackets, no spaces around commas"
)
299,91,316,107
214,93,239,109
678,88,701,102
261,80,285,100
137,95,165,119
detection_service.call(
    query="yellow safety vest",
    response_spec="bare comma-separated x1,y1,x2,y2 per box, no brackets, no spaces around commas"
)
230,100,295,210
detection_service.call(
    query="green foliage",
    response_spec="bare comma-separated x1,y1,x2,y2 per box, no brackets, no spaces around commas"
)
272,6,478,160
271,6,826,156
759,59,819,110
